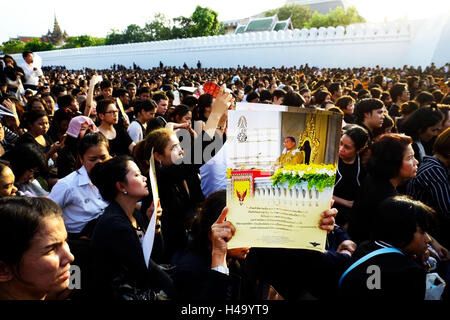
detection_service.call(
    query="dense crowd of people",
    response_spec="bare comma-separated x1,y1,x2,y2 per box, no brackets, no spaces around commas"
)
0,51,449,301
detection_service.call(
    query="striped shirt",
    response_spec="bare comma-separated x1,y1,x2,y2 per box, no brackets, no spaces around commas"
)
406,155,450,218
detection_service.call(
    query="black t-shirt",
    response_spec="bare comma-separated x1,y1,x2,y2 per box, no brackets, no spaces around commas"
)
108,124,133,156
15,132,54,154
333,157,365,201
339,241,426,300
348,174,398,244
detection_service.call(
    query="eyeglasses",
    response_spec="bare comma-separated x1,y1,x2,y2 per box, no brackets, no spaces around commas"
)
104,110,119,114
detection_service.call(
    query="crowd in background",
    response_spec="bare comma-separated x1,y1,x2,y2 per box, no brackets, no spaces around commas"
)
0,51,449,300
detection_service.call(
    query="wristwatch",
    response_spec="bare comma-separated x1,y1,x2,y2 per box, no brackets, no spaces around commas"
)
211,265,229,275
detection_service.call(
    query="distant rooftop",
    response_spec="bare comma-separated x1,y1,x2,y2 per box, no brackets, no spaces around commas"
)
234,15,293,34
286,0,348,14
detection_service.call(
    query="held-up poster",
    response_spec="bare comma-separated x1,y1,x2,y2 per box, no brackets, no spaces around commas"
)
226,105,342,252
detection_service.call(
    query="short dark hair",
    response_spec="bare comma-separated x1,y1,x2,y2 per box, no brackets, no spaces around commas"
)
354,98,384,123
78,132,110,158
133,99,157,116
152,92,168,104
283,91,305,107
272,89,286,101
285,136,296,143
181,95,198,109
328,82,341,95
125,82,137,90
342,124,369,151
399,101,419,116
0,197,62,266
137,86,151,96
415,91,434,106
167,104,191,123
367,133,412,180
335,95,355,112
100,80,112,90
402,105,443,140
246,91,259,102
96,98,117,115
22,51,33,59
259,89,272,102
57,94,75,110
91,155,133,202
373,196,435,248
21,109,48,130
389,83,407,102
6,143,46,182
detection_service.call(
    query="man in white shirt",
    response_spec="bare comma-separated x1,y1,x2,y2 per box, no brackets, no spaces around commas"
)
20,51,43,90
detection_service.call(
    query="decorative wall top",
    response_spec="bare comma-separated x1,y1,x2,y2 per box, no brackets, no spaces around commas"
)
38,21,412,58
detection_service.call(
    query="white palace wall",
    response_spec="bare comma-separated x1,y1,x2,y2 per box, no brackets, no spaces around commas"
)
12,13,450,69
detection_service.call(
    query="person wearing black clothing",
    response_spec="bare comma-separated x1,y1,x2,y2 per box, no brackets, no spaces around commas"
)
90,155,235,300
340,196,433,300
349,134,419,244
333,125,369,228
96,98,135,156
134,90,232,264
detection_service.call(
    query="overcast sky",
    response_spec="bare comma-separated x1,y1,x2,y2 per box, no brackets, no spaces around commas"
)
1,0,449,44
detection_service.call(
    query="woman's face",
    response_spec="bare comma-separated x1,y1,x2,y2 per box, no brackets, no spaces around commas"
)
398,144,419,180
13,215,74,299
402,226,431,260
420,122,442,142
0,166,18,197
339,134,357,163
17,167,38,184
158,134,184,166
122,161,148,199
301,92,311,105
80,144,110,175
177,111,192,125
344,102,354,115
30,116,49,137
31,101,45,112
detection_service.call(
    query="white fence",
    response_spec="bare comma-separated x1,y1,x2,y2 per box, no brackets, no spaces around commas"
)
12,14,450,69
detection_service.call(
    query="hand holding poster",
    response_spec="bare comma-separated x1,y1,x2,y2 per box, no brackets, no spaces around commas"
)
226,106,341,252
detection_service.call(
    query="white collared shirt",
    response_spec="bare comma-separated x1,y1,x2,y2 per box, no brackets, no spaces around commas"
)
49,166,108,233
21,62,43,86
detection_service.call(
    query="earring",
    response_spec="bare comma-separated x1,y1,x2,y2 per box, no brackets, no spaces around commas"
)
123,191,128,195
159,160,162,168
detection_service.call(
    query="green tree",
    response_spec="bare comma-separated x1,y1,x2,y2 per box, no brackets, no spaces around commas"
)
264,4,313,29
144,13,172,41
105,29,125,45
188,6,224,37
1,39,26,54
62,35,105,49
122,24,148,43
171,16,195,39
23,39,55,52
305,6,366,28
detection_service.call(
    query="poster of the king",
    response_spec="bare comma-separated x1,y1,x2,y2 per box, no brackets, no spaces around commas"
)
226,104,342,252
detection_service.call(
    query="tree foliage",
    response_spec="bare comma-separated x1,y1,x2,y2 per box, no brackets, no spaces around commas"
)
305,6,366,28
104,6,224,45
264,4,313,29
1,39,26,54
264,5,365,29
62,35,105,49
23,39,55,52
